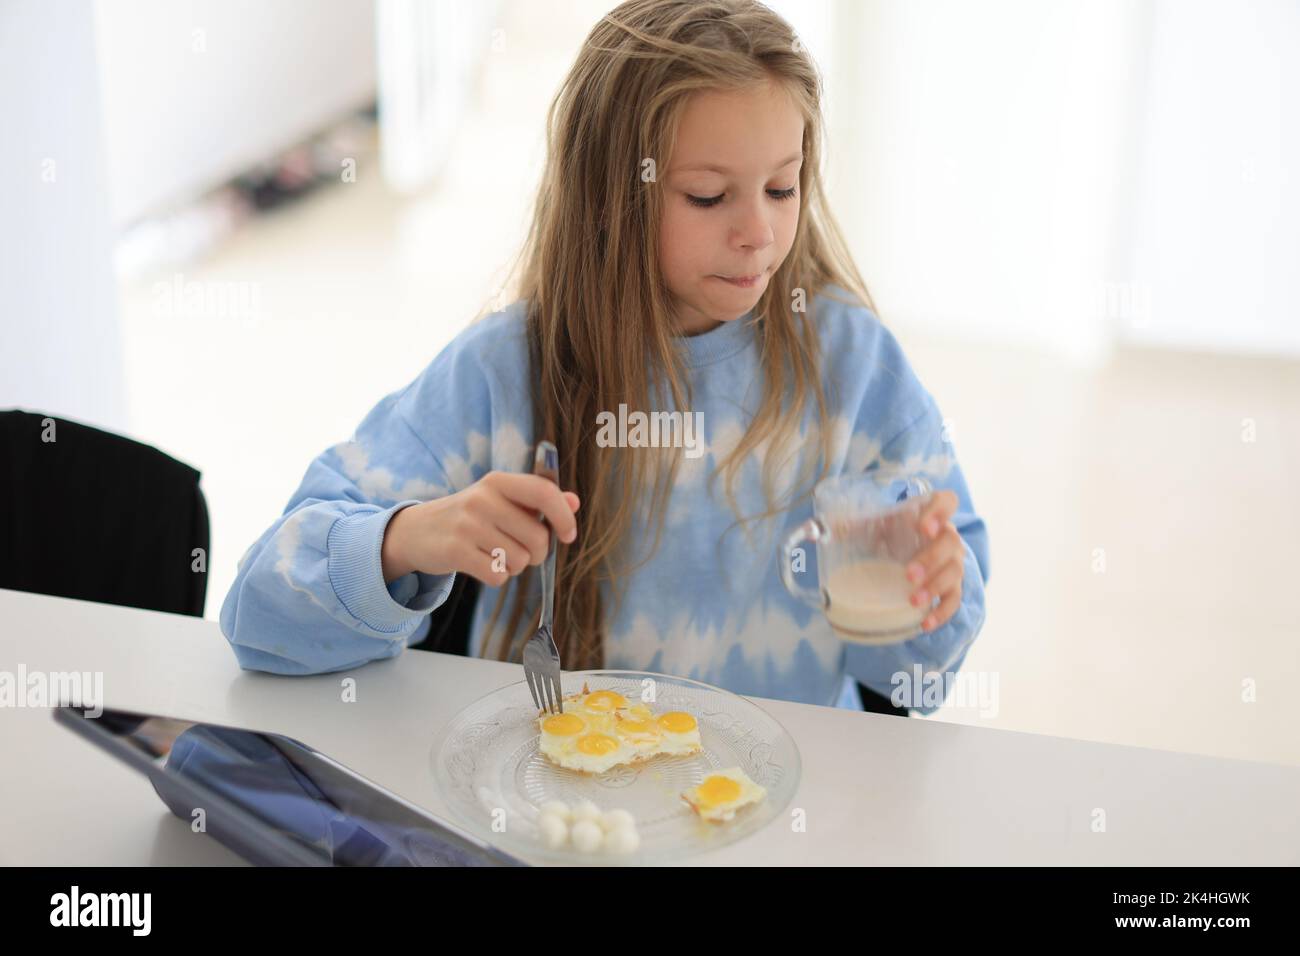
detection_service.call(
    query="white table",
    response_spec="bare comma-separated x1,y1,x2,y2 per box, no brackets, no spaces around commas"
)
1,587,1296,866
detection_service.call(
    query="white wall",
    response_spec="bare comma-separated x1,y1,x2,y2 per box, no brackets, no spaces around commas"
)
377,0,503,192
94,0,377,226
827,0,1151,366
823,0,1300,361
1126,0,1300,356
0,0,128,435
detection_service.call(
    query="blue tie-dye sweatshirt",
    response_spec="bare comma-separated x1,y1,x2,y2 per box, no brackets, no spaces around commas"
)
219,286,990,715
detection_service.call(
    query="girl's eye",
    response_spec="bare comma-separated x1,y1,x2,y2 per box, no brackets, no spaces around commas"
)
685,187,798,209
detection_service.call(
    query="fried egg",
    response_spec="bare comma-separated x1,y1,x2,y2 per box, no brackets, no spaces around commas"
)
681,767,767,822
582,689,627,713
537,710,634,773
654,710,703,755
535,684,702,773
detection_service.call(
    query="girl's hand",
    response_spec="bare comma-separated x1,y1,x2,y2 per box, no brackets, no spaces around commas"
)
381,472,580,586
905,490,964,632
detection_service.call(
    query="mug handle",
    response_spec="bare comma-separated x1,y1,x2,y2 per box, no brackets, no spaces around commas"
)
890,473,933,501
779,517,829,609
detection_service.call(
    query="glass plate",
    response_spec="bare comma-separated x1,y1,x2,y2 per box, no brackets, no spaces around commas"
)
430,670,802,865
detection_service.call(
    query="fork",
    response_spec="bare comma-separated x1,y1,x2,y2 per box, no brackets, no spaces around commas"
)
523,440,563,715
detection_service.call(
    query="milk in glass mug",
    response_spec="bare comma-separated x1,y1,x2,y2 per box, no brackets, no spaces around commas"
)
779,472,939,644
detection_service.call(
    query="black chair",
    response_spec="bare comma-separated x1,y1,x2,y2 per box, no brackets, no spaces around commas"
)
408,574,478,657
857,680,909,716
410,576,907,716
0,409,210,617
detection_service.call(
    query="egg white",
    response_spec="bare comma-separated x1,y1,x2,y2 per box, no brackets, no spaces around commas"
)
654,711,703,756
536,687,702,772
682,766,767,822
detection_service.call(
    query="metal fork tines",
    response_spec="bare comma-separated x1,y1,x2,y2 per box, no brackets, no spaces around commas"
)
524,440,563,715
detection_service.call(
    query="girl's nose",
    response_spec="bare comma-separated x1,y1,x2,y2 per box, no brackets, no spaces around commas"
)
733,224,774,254
732,200,775,251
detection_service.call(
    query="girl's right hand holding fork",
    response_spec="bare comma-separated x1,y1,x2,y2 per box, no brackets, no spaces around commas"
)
380,471,580,586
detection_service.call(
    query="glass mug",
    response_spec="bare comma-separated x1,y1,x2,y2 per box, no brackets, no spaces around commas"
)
779,472,938,645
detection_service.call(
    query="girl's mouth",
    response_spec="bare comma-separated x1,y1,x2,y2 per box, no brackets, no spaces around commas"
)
712,271,764,288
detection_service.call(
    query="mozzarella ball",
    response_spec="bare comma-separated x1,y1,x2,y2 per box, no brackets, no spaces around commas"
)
599,808,637,833
538,813,568,849
603,826,640,855
539,800,571,822
570,819,603,853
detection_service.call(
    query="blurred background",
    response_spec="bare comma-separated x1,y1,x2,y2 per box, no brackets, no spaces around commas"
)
2,0,1296,765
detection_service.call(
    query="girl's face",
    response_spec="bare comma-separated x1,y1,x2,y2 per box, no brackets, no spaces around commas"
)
659,80,804,336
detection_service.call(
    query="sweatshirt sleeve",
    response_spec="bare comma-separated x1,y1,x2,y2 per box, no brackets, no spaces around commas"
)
220,308,534,675
838,337,991,716
215,307,537,675
217,385,461,675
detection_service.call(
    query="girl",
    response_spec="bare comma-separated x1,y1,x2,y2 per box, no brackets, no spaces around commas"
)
220,0,990,715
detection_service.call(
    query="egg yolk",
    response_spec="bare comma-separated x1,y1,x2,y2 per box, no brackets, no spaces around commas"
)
584,690,627,712
696,775,742,806
542,713,584,736
658,711,698,734
616,719,656,735
576,733,620,755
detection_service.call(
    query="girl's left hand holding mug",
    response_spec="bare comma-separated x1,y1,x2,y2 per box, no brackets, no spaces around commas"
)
906,490,965,632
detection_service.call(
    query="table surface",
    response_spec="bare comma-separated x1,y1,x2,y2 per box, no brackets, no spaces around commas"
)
2,587,1297,866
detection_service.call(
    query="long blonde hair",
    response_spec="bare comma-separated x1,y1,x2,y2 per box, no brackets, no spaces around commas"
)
481,0,876,669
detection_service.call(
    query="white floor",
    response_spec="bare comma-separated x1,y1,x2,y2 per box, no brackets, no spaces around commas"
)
116,0,1298,768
